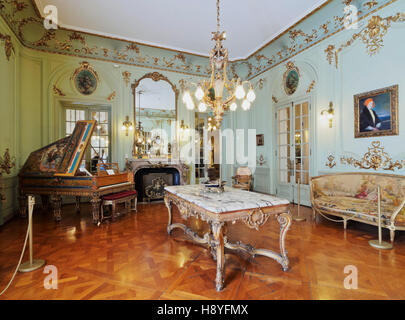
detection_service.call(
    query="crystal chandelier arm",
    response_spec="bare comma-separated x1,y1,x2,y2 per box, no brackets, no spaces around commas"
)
202,95,215,108
223,95,236,110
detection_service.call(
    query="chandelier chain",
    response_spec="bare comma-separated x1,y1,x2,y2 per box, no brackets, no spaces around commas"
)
182,0,255,127
217,0,220,32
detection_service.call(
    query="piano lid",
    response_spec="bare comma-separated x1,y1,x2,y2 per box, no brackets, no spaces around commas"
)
20,120,97,177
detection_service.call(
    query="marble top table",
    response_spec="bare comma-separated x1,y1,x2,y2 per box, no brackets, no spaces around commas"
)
164,185,292,291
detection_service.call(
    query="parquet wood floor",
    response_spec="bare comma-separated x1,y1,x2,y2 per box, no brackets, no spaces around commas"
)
1,201,405,300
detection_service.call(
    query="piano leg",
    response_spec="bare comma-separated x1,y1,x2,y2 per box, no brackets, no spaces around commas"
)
75,196,81,214
41,195,50,212
91,197,101,225
50,195,62,222
19,194,28,218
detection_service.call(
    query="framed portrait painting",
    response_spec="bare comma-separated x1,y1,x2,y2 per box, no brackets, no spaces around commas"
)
354,85,398,138
256,134,264,146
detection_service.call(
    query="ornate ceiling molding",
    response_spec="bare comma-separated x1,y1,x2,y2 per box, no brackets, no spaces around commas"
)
0,0,401,79
236,0,400,80
0,0,210,77
325,11,405,68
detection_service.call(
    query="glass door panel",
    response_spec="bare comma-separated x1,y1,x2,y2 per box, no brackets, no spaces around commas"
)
276,100,311,206
277,107,291,185
64,106,111,172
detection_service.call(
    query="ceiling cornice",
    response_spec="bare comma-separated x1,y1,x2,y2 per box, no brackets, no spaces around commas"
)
0,0,400,80
32,0,210,60
234,0,400,80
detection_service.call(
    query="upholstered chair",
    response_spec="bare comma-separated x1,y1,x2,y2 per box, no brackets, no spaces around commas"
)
232,167,253,191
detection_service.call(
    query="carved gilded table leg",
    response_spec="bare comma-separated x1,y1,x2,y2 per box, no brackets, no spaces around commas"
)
223,210,292,272
163,189,292,291
277,212,292,271
209,223,217,261
164,195,173,235
211,222,225,292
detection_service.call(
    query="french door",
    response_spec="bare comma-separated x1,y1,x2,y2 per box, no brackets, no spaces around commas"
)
276,100,311,206
64,106,111,172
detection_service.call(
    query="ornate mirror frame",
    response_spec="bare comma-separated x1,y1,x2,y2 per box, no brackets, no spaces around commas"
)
131,72,179,157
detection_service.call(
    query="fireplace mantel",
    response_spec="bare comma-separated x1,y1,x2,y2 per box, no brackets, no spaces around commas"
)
126,159,189,185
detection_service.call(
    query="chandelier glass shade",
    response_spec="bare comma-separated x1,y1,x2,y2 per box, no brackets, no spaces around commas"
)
182,0,255,127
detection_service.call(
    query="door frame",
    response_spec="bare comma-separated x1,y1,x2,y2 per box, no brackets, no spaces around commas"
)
272,93,316,206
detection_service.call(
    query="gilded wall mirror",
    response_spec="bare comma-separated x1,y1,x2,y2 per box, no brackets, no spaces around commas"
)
132,72,179,158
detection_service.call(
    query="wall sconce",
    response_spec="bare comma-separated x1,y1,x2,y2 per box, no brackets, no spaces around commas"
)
179,120,189,133
321,102,335,128
121,116,133,136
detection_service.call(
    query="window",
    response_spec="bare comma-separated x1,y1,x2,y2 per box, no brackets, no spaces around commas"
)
64,106,111,171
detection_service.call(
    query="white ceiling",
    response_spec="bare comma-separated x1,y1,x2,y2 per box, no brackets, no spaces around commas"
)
35,0,328,60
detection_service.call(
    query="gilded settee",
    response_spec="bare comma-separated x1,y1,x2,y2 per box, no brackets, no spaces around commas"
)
310,173,405,243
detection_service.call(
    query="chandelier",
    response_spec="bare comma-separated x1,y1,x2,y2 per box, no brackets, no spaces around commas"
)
135,91,145,158
206,116,217,132
182,0,256,127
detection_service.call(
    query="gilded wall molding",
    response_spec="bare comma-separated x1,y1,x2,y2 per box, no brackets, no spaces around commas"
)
307,80,316,93
0,1,210,77
0,32,14,60
107,90,116,101
122,71,131,87
326,155,337,168
0,148,15,201
340,141,405,171
0,0,400,79
0,148,14,175
53,85,65,96
326,12,405,68
71,61,100,82
240,0,400,80
255,78,265,90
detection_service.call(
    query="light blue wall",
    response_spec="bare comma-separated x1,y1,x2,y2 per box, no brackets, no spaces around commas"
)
223,1,405,194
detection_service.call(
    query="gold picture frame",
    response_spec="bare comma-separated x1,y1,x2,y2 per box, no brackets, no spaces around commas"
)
354,85,399,138
256,134,264,146
283,62,300,96
72,62,100,96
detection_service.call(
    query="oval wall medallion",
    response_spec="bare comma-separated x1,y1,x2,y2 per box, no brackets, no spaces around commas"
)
72,62,99,96
283,61,300,96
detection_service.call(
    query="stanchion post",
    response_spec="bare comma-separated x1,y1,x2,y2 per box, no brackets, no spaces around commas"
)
18,196,46,273
293,177,306,222
369,186,393,250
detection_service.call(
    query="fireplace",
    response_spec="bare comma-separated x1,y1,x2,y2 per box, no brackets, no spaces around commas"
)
134,168,180,202
126,159,189,203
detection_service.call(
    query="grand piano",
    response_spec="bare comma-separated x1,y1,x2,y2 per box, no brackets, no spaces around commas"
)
19,120,134,224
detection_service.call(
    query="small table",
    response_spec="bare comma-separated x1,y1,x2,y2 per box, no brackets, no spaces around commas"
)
164,185,292,292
